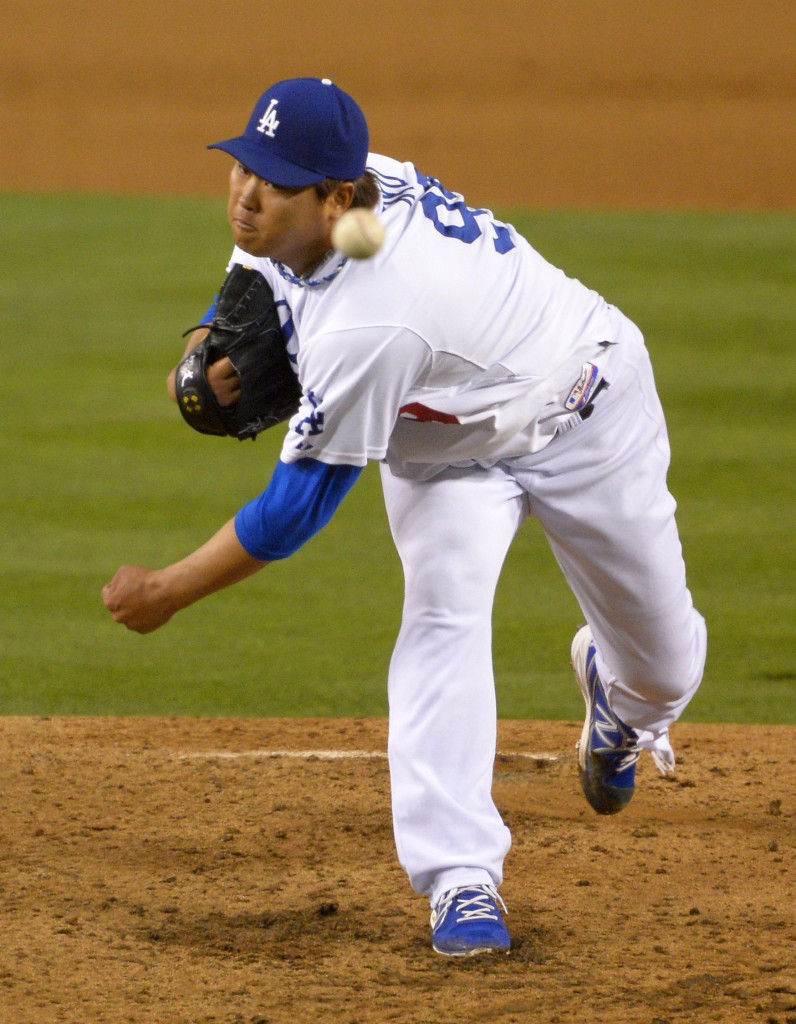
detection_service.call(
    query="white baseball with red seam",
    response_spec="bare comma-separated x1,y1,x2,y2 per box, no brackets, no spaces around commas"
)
332,209,385,259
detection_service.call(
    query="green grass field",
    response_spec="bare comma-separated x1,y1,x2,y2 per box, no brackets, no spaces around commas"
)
1,194,794,723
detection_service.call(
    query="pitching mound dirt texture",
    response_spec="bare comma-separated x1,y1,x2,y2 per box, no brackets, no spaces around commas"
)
1,717,793,1024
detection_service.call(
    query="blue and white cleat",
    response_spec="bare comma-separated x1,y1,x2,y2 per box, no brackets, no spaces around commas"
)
572,625,641,815
430,885,510,957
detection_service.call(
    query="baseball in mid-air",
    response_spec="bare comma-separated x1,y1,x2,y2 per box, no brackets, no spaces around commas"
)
332,208,385,260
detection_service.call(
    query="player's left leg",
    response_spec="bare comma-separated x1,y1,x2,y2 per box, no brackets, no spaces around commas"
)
508,314,706,790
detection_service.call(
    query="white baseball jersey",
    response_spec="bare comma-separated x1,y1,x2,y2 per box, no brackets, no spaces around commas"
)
228,153,617,478
219,152,707,906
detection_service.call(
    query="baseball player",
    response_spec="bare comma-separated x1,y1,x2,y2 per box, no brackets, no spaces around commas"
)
103,77,707,957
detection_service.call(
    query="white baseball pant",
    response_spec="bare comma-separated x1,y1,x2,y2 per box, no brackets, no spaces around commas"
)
380,310,707,905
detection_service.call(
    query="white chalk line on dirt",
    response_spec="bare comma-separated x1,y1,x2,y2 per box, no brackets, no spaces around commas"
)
179,749,559,764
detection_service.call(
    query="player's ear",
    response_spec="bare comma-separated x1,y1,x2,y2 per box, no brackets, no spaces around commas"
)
329,181,355,215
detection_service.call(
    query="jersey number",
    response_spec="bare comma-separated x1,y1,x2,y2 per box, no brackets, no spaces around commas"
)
418,174,515,255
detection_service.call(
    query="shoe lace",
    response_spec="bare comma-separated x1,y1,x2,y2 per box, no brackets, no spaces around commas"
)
451,886,507,922
431,886,508,932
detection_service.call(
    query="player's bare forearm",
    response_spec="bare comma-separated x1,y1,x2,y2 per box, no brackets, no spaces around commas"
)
102,519,268,634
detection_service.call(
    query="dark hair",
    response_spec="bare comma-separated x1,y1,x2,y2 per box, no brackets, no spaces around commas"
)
315,170,380,210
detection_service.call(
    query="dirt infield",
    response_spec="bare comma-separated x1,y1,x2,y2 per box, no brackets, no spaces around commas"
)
1,716,793,1024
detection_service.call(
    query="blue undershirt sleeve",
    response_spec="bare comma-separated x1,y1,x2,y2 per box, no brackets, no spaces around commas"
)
234,458,363,561
199,297,217,325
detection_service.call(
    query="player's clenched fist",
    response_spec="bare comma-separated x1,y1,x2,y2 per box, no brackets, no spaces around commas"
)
103,520,266,635
102,565,177,634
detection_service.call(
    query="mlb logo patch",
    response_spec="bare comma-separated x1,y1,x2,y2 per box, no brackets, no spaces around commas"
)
564,362,602,412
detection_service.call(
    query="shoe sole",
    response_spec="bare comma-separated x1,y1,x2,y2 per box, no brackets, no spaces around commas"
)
571,625,595,774
433,944,511,957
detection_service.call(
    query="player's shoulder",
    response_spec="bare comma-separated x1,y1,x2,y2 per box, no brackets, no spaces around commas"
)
366,152,418,183
366,154,426,213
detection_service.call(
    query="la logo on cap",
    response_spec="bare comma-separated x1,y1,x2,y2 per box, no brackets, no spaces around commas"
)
207,77,367,187
257,98,280,138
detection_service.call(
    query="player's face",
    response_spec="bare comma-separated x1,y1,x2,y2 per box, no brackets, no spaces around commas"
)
227,162,339,274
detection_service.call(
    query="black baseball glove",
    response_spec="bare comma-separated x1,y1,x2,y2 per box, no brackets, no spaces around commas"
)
174,264,301,441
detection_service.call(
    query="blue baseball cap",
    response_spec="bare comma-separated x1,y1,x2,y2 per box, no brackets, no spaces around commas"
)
208,77,369,187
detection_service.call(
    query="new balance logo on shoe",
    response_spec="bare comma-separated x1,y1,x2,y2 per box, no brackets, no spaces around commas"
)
572,625,641,815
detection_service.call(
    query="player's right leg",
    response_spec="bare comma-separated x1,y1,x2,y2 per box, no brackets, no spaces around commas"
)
379,462,525,952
